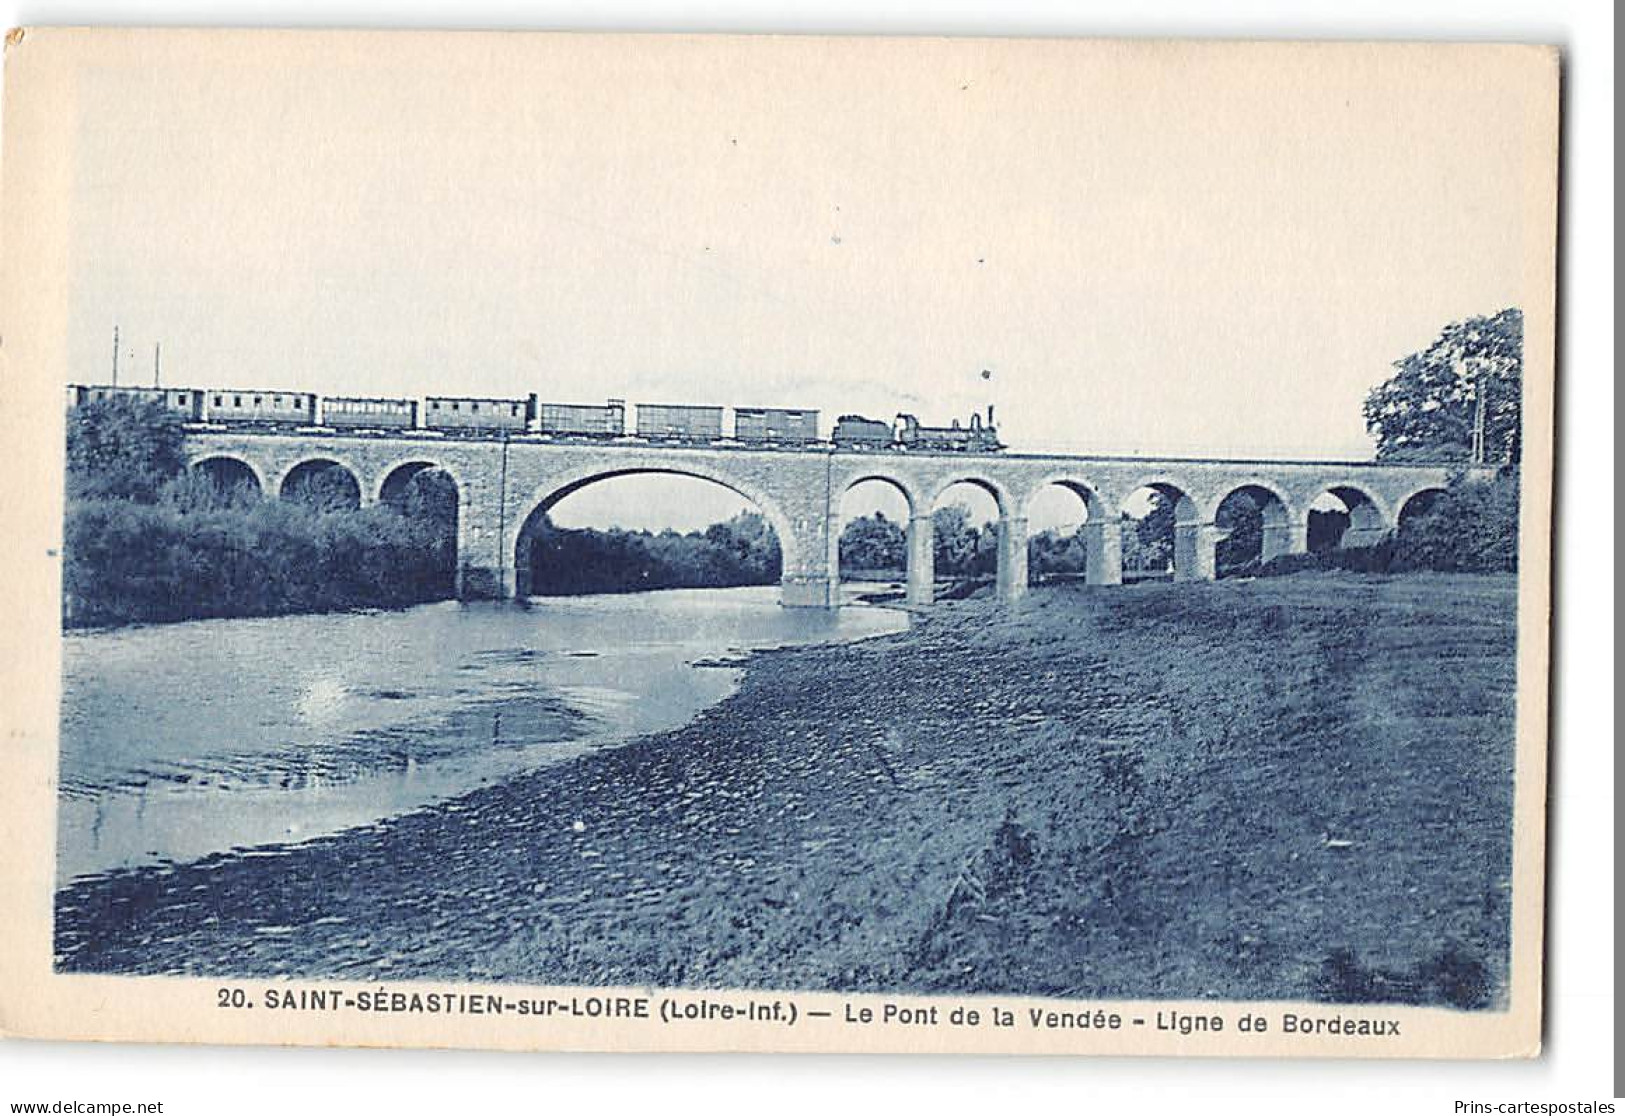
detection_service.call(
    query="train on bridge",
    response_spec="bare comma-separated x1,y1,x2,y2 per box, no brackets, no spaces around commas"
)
66,384,1004,454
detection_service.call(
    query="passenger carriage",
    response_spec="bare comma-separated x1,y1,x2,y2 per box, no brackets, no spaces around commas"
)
202,388,317,426
422,394,534,434
321,396,419,432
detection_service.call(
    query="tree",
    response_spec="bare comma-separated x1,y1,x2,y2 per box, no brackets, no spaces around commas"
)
1364,307,1523,464
932,504,986,576
703,511,782,582
66,396,188,502
399,468,459,525
839,512,906,575
1122,491,1175,573
1027,526,1087,582
526,510,784,595
1215,491,1263,574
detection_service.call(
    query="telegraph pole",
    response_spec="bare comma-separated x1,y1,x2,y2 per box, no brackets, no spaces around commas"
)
111,324,120,385
154,342,162,387
1471,380,1487,466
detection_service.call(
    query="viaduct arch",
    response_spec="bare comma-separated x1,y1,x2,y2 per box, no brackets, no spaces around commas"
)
506,464,803,600
278,458,363,509
184,431,1476,608
191,453,268,496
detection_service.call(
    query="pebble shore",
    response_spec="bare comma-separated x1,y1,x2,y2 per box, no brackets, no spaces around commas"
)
56,574,1518,1007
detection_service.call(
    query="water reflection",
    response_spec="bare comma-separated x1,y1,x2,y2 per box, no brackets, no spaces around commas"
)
58,586,904,881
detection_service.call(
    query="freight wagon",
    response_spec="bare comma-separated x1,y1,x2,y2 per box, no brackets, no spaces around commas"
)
734,407,819,445
322,396,419,431
635,403,724,443
423,394,534,433
537,399,627,439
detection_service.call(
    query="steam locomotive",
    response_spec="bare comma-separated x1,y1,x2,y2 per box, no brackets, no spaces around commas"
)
833,409,1002,453
67,384,1003,453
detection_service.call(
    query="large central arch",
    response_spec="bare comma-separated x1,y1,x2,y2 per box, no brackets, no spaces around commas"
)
509,465,802,601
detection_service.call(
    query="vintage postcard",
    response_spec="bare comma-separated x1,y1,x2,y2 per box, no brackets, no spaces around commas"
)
0,29,1557,1057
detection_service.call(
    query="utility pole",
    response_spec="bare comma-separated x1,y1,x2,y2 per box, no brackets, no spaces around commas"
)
1471,380,1487,466
153,342,162,387
111,324,120,385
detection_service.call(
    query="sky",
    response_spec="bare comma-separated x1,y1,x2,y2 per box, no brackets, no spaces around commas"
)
62,34,1550,530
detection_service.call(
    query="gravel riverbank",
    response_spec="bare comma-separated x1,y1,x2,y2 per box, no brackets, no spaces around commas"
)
56,572,1518,1007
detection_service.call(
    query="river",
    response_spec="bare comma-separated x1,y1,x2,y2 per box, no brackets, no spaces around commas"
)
57,585,906,883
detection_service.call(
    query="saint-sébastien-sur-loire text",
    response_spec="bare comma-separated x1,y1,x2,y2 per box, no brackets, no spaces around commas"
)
243,987,1400,1040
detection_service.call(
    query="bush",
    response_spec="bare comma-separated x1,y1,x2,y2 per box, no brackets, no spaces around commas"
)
528,512,782,595
1028,527,1088,583
1389,473,1519,573
62,399,462,627
66,397,188,503
1233,541,1397,580
1225,473,1518,581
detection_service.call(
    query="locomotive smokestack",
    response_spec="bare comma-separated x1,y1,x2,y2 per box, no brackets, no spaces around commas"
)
987,404,995,427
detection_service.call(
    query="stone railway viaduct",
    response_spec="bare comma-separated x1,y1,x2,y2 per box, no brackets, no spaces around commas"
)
185,431,1468,607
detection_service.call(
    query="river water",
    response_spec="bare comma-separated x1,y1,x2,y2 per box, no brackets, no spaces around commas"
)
57,586,905,883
